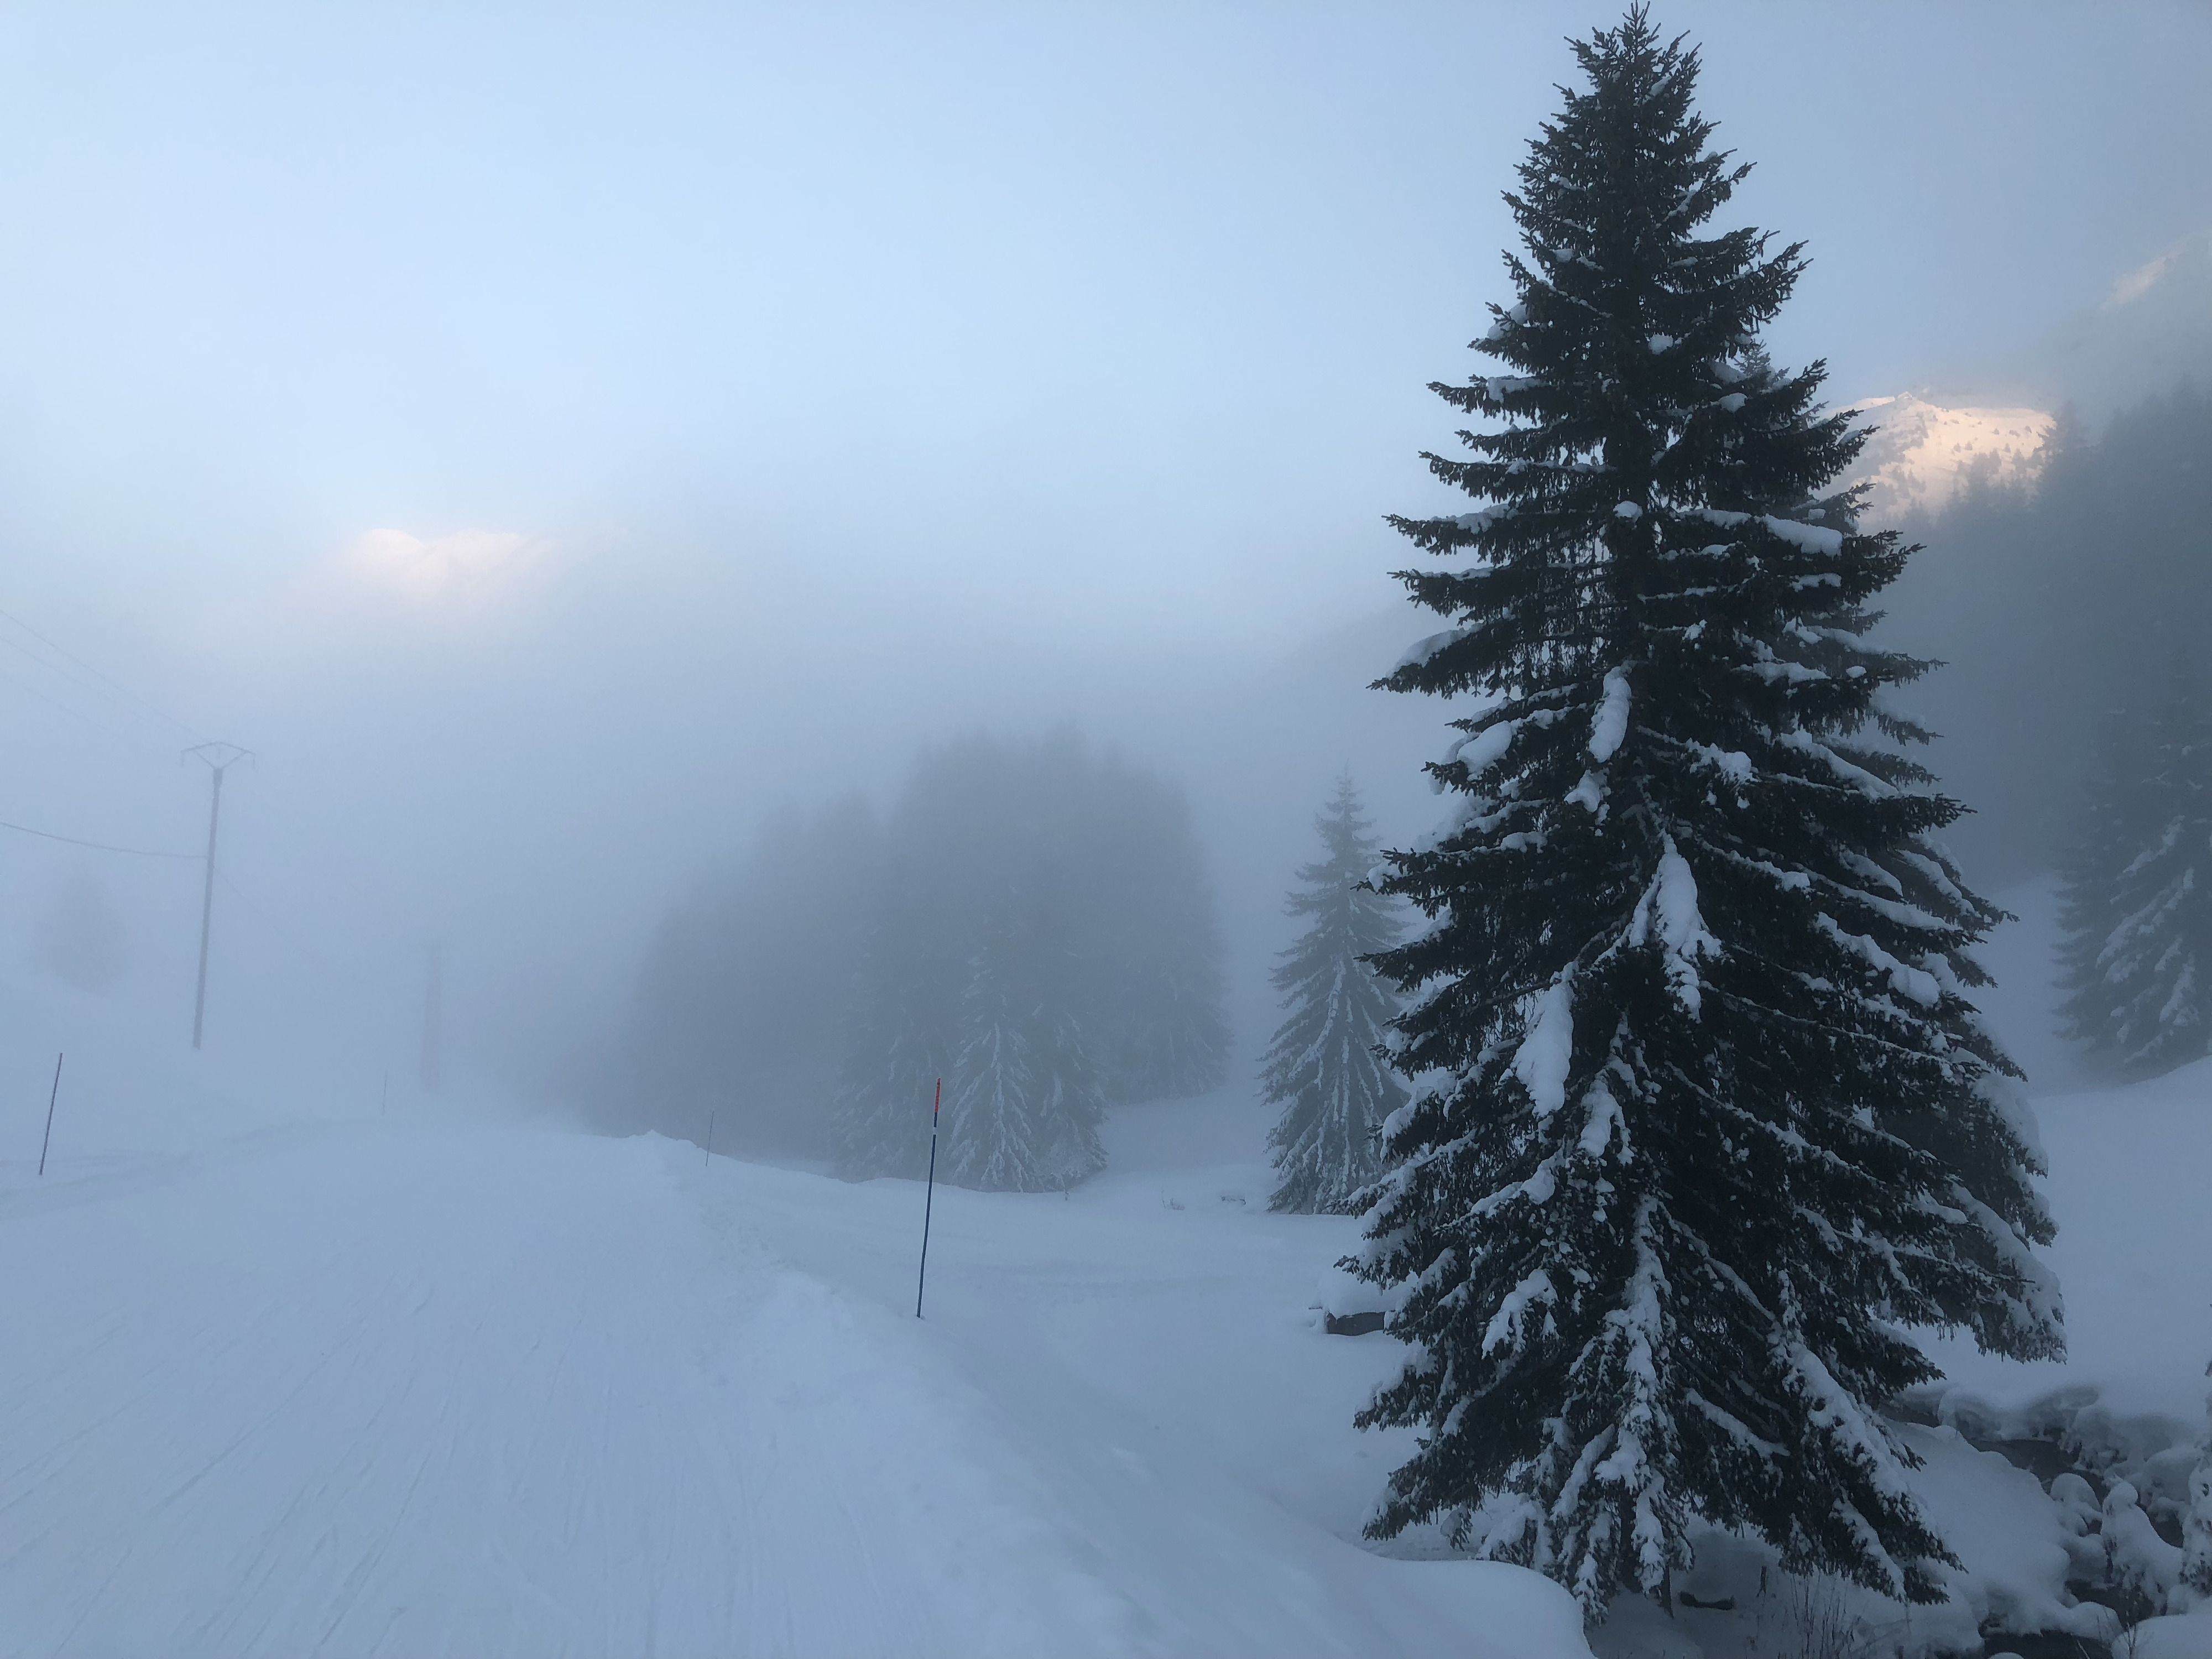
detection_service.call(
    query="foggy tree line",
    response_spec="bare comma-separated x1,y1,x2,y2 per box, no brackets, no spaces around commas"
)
2057,658,2210,1073
588,798,881,1159
1888,384,2212,1073
1884,381,2212,886
831,732,1230,1188
588,731,1229,1190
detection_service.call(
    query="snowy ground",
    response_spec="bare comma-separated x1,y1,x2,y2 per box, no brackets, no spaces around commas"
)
1,878,2205,1657
0,1065,1585,1655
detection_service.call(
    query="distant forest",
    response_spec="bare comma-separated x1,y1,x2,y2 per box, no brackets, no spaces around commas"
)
580,731,1228,1181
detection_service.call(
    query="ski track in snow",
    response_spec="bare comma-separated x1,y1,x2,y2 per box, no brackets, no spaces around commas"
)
0,1128,1104,1657
0,1120,1588,1658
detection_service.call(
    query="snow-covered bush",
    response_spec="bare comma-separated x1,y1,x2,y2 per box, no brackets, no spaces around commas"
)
2182,1362,2212,1609
1755,1575,1872,1659
2104,1480,2187,1621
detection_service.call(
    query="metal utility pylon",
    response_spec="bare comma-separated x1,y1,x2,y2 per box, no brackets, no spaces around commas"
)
185,743,251,1050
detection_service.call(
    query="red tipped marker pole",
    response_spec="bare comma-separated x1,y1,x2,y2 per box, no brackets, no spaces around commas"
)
915,1078,942,1318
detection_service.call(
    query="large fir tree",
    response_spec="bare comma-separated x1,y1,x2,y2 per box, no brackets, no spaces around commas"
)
2057,660,2211,1073
1264,776,1411,1214
1355,9,2060,1615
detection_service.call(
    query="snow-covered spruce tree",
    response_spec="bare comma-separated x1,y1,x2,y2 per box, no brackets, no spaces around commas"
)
941,901,1107,1192
1265,775,1411,1213
2057,660,2211,1073
1354,8,2060,1616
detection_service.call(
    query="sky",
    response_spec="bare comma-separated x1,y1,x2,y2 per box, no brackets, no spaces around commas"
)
1,1,2207,1093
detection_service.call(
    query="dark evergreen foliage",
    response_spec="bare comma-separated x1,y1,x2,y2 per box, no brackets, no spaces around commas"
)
2057,660,2212,1073
1355,8,2060,1615
833,731,1229,1190
1264,776,1410,1214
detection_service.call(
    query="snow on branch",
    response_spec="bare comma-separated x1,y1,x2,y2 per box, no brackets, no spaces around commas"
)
1774,731,1900,798
1483,1268,1561,1356
1396,626,1472,672
1511,968,1577,1119
1588,668,1632,761
1681,504,1844,557
1815,913,1942,1007
1449,718,1521,776
1629,836,1719,1014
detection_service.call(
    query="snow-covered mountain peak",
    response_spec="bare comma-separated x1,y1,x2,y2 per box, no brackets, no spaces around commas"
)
2104,228,2211,312
1844,394,2055,524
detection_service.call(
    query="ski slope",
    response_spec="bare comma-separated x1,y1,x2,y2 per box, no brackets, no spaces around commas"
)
0,1109,1588,1657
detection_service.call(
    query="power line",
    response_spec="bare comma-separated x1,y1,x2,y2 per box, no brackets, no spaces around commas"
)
0,634,195,748
0,816,197,859
0,662,175,760
0,603,202,742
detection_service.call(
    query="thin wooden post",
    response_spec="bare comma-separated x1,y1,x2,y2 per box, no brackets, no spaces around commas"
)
915,1078,942,1318
38,1052,63,1178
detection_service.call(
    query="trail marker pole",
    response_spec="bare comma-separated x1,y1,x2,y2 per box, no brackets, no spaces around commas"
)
705,1110,714,1168
184,743,251,1050
915,1078,942,1318
38,1053,62,1178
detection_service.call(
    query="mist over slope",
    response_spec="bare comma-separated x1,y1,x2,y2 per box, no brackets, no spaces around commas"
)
1876,379,2210,887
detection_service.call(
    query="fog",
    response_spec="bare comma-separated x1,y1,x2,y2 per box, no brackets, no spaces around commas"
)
3,1,2208,1131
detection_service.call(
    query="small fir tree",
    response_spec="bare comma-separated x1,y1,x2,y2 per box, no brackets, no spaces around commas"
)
1356,8,2060,1616
1264,776,1411,1214
2057,660,2211,1073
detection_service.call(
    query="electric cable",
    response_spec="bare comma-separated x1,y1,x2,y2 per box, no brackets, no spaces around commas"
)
0,603,203,742
0,817,197,858
0,663,176,760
